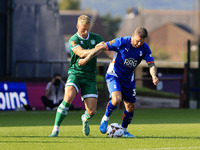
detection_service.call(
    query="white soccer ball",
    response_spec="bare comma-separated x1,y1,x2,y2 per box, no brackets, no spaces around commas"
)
106,123,124,138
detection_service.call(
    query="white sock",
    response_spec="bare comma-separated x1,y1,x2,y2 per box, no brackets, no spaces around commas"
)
53,125,59,132
82,114,87,122
102,115,109,121
122,127,127,132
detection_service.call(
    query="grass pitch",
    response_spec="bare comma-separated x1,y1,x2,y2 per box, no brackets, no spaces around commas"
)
0,109,200,150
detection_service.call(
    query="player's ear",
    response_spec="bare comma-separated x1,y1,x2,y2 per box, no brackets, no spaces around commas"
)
131,34,134,41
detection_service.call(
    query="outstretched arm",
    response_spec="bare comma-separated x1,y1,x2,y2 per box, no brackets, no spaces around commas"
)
103,50,114,60
70,40,94,58
73,46,92,58
96,42,114,60
149,64,159,85
78,43,107,66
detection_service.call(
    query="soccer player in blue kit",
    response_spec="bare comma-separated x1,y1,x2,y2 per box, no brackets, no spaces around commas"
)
78,27,159,138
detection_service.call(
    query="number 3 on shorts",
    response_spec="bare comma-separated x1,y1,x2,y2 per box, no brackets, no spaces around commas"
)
132,89,136,97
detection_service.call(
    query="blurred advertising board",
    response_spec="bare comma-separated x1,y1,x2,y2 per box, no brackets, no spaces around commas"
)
0,82,29,111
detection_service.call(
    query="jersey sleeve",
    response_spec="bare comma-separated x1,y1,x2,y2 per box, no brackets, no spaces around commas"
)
143,44,154,64
69,36,80,52
106,37,123,52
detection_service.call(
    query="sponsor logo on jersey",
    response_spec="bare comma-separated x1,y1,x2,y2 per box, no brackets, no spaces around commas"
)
124,58,138,68
125,48,129,52
91,40,95,45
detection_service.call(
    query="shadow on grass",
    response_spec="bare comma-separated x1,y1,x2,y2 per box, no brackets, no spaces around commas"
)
1,135,200,140
1,135,106,139
0,135,109,144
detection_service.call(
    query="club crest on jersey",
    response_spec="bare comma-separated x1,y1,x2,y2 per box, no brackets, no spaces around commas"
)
124,58,138,68
91,40,95,45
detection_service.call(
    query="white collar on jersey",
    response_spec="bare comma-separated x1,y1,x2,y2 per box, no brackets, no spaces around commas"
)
77,32,90,40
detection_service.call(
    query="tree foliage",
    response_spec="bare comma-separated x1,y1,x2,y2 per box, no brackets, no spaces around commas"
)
59,0,80,10
100,13,121,40
149,45,170,60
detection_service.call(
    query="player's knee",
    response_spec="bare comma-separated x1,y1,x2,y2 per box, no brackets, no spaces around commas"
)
112,98,121,106
112,96,122,106
87,109,95,116
111,91,122,106
126,103,136,112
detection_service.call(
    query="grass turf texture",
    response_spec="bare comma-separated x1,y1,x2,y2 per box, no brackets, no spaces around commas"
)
0,109,200,150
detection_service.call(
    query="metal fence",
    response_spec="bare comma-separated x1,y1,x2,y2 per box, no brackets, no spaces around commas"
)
14,59,188,109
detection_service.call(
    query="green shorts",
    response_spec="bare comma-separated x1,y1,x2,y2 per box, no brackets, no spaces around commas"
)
66,74,98,101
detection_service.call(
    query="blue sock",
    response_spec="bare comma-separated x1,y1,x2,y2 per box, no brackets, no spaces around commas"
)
122,109,134,128
105,100,117,117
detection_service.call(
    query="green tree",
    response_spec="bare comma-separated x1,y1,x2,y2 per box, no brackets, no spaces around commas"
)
149,45,169,60
59,0,80,10
101,13,121,40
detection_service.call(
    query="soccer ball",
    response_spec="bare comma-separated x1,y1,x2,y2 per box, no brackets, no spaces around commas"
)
106,123,124,138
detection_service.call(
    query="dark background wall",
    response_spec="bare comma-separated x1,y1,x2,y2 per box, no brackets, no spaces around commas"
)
0,0,7,77
0,0,67,78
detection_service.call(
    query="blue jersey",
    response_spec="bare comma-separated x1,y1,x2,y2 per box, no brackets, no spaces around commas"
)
106,36,154,82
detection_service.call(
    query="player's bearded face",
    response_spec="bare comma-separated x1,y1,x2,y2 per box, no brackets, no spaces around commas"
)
131,35,146,48
77,23,90,39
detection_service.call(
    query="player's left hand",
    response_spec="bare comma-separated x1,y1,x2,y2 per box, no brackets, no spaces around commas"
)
152,76,159,86
78,59,86,66
95,42,105,48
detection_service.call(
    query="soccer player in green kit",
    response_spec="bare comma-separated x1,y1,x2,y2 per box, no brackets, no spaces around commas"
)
49,15,113,137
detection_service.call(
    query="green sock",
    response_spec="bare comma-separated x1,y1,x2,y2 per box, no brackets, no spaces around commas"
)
84,110,95,121
54,100,71,126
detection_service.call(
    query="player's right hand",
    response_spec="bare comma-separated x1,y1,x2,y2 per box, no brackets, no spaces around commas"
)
152,76,159,86
78,59,86,66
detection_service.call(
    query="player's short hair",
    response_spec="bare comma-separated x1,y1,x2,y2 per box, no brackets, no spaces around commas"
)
134,27,148,38
77,15,91,25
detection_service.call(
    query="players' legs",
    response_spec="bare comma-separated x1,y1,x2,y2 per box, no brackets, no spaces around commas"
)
83,97,97,119
122,101,135,130
104,77,122,118
81,97,97,136
121,100,136,138
100,91,122,134
100,76,122,134
80,77,98,136
104,91,122,118
49,85,77,137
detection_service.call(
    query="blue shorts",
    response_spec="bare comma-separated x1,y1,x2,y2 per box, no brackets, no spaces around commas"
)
106,75,136,103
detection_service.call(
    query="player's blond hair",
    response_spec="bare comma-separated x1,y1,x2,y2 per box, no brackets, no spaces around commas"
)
77,15,91,25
